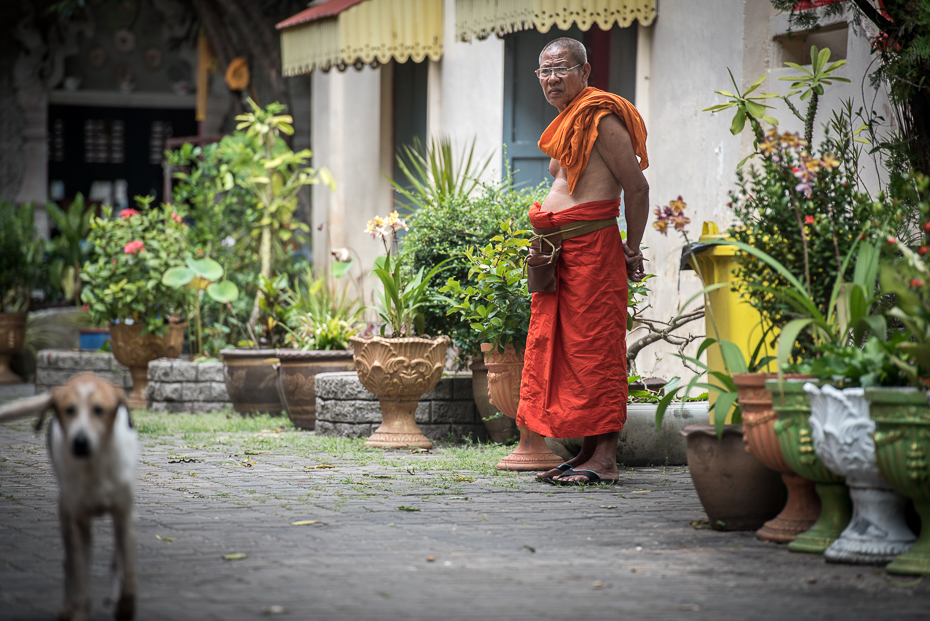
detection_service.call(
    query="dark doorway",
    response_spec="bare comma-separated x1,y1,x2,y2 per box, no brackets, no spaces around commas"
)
48,105,197,206
502,25,638,189
392,60,429,191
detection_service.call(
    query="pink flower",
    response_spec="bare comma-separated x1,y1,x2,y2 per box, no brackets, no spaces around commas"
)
887,236,898,245
910,278,924,288
805,216,815,224
171,211,182,223
124,240,145,254
119,209,139,220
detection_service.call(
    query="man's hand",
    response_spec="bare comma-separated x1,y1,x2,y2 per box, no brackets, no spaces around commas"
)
623,241,645,282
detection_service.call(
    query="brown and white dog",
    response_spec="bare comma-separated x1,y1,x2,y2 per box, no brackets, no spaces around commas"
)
0,373,138,621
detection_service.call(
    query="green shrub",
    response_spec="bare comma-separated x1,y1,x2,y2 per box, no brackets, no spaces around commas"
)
0,202,41,313
398,173,548,359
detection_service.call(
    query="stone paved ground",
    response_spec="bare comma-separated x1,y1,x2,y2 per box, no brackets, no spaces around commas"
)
2,411,930,621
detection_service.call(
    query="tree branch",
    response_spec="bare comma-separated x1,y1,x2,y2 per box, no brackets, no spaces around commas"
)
627,308,705,368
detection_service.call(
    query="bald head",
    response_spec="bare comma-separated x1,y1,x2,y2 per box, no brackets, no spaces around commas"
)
539,37,587,67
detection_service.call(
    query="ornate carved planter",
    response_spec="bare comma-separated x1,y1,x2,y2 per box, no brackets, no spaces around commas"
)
768,378,852,553
220,349,284,415
470,357,518,443
805,384,915,564
681,424,785,530
110,322,185,408
480,343,563,471
0,312,27,385
735,372,820,543
349,335,449,449
866,387,930,575
275,349,354,430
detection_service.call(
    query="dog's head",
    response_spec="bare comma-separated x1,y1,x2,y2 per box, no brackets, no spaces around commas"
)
0,373,129,459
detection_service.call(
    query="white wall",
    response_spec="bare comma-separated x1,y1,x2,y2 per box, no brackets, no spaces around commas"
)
434,0,505,181
632,0,750,381
311,66,394,285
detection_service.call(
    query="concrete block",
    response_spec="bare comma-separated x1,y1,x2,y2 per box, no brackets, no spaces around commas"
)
148,360,176,382
79,353,112,371
152,382,183,402
205,382,230,402
318,400,382,424
414,402,430,423
451,375,474,400
149,401,188,413
44,350,83,370
315,372,376,400
422,378,452,400
197,363,225,382
316,421,373,439
181,383,208,402
35,369,78,387
431,401,477,424
420,424,453,441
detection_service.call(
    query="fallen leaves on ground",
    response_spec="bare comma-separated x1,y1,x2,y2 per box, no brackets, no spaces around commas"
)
452,476,474,482
689,520,709,530
592,580,604,589
397,506,420,512
167,455,201,464
408,447,430,454
629,490,651,493
599,505,617,509
305,464,336,470
426,556,435,562
155,535,175,542
290,520,324,526
222,553,248,561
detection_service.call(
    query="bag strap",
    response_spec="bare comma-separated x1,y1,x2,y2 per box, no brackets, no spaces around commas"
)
530,218,617,244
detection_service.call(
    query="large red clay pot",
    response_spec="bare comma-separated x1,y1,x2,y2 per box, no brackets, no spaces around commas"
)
735,372,820,542
481,343,562,471
110,322,185,408
0,312,26,385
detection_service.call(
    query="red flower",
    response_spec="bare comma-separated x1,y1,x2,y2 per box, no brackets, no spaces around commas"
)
124,240,145,254
171,211,182,223
119,209,139,220
804,215,815,224
920,246,929,256
910,278,924,288
924,222,930,232
887,236,898,245
81,305,89,312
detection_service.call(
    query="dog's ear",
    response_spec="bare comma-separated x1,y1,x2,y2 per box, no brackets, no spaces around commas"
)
114,387,133,428
0,393,54,429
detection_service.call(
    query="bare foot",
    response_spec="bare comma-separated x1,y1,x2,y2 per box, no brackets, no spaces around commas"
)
536,437,596,481
554,432,620,484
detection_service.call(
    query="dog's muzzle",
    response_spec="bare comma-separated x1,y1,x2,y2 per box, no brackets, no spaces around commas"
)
72,433,91,457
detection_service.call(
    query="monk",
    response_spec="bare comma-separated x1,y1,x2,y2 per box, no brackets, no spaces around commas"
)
517,37,649,485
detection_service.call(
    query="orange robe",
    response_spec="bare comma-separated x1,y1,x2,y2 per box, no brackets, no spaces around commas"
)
517,199,629,438
538,87,648,195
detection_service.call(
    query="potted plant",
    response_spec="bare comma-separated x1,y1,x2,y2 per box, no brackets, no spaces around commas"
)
865,174,930,575
275,266,361,430
442,220,563,470
80,198,189,406
0,201,41,385
212,99,334,415
350,211,450,449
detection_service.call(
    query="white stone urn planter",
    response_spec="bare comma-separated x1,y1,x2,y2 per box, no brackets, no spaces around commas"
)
805,383,916,564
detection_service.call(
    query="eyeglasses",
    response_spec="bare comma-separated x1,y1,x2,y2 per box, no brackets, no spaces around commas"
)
534,63,582,79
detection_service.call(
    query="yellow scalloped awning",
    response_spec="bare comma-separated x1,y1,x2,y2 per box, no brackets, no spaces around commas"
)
455,0,656,41
277,0,443,76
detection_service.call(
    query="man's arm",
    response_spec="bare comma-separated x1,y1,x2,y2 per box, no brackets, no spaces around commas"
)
594,114,649,281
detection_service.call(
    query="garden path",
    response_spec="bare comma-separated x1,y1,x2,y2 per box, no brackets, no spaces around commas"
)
1,402,928,620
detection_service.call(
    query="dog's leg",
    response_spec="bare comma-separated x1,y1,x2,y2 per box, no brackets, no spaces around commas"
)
60,510,92,621
111,506,136,621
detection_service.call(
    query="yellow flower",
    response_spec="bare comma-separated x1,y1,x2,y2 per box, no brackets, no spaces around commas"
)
653,219,669,234
821,153,840,169
669,196,687,215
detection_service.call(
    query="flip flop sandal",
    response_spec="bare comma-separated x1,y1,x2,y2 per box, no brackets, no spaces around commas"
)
537,462,573,483
551,469,619,487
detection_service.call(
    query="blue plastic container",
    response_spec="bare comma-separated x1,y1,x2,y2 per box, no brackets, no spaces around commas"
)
79,329,111,352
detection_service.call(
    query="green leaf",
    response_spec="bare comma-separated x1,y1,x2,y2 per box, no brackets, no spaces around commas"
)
713,391,740,437
206,281,239,304
162,267,195,288
718,339,749,374
777,318,814,376
729,109,748,135
186,257,224,282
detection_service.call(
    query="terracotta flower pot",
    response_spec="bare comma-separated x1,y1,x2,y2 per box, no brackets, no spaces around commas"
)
768,378,852,554
0,312,27,385
806,384,915,564
110,322,186,408
469,356,518,444
867,387,930,575
735,372,820,543
349,334,449,449
221,349,284,415
682,424,786,531
275,349,354,430
480,343,563,472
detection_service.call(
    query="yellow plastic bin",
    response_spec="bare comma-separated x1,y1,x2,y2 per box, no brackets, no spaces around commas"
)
684,222,776,423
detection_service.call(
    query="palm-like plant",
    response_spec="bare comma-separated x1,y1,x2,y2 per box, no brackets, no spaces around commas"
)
46,194,93,302
390,136,491,211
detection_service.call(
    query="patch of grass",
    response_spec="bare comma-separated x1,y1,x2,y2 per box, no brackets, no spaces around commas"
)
134,410,293,437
